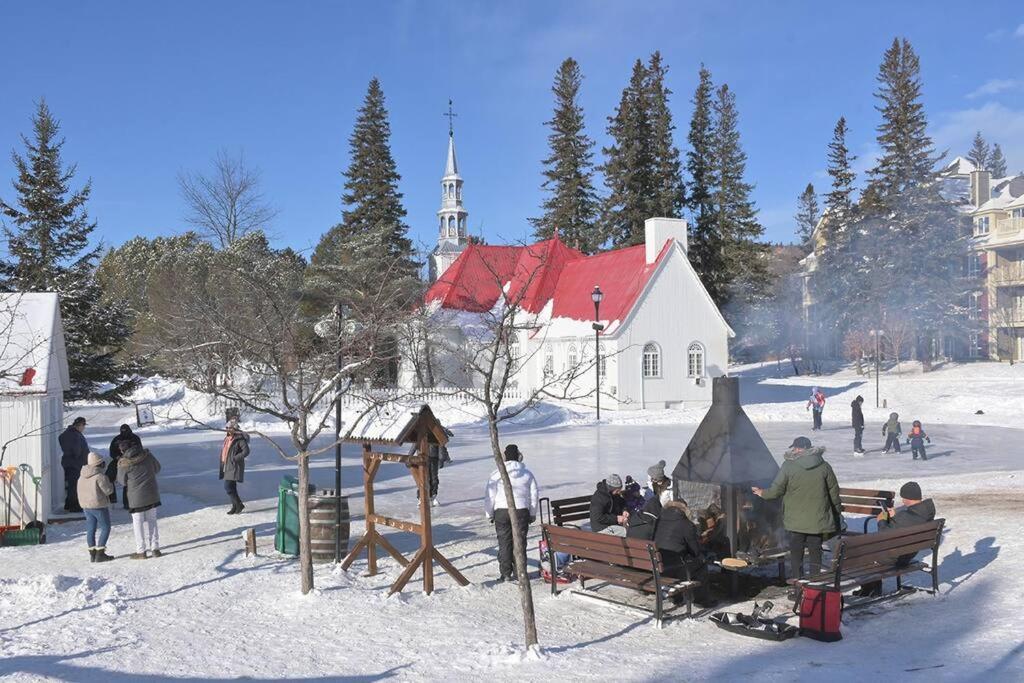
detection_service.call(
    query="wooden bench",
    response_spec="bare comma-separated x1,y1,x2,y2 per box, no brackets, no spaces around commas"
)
542,524,700,627
800,519,944,603
539,495,592,528
839,487,895,535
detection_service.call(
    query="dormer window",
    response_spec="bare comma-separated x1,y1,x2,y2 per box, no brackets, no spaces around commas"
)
975,216,990,236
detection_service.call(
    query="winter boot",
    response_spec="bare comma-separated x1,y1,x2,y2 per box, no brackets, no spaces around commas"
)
130,552,148,560
151,549,163,558
95,547,114,562
89,548,97,563
227,505,238,515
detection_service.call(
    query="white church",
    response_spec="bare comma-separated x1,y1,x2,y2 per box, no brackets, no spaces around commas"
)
419,127,733,410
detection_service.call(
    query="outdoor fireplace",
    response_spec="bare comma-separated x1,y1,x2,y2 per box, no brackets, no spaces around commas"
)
672,376,786,565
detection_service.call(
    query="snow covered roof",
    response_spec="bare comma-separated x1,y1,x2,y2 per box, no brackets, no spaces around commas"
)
977,175,1024,212
939,156,977,178
0,293,70,396
346,404,449,446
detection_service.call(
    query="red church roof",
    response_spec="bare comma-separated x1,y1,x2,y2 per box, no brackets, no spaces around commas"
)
424,235,673,328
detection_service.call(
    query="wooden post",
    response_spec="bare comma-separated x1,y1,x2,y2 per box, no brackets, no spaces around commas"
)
419,433,434,594
363,443,377,576
244,528,257,557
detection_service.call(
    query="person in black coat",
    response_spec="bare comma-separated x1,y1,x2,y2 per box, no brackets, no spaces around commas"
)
589,475,627,535
854,481,937,597
58,417,89,512
653,499,713,605
627,475,671,541
108,424,142,507
851,395,866,455
425,428,453,507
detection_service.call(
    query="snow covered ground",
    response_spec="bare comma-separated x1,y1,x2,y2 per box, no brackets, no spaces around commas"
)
2,363,1022,681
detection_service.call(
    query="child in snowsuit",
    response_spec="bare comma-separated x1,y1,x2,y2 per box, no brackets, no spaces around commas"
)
622,476,646,515
882,413,902,453
906,420,931,461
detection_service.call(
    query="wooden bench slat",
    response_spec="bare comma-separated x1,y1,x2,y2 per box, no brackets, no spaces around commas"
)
841,521,942,549
843,504,885,516
544,524,652,552
840,487,895,499
549,542,657,570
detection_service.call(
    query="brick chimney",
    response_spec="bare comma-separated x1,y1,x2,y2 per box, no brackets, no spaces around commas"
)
644,217,688,264
971,169,991,208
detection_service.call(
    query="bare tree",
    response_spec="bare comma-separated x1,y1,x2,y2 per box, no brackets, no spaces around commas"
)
146,240,412,593
842,328,871,376
178,150,278,248
883,315,913,375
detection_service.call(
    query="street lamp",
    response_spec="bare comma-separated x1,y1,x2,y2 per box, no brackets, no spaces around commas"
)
591,285,605,421
333,302,344,564
869,329,885,408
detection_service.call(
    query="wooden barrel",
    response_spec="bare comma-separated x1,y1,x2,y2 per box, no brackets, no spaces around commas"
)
308,492,350,563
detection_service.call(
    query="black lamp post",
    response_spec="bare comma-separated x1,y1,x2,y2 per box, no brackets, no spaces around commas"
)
869,329,884,408
591,285,605,421
333,302,344,564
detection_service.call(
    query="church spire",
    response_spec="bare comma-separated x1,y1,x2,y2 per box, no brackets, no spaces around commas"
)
430,100,469,282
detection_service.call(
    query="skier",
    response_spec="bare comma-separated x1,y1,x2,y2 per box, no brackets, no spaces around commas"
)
882,412,902,453
906,420,931,461
851,395,866,456
78,452,114,562
58,416,89,512
484,444,539,583
806,387,826,431
118,444,162,559
108,424,141,507
219,418,250,515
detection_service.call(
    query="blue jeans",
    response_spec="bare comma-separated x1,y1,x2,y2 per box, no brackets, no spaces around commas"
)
84,508,111,548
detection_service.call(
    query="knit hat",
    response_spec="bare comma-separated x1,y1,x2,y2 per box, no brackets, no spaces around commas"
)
790,436,812,449
605,473,623,489
87,452,104,466
900,481,922,500
647,460,667,481
503,444,522,461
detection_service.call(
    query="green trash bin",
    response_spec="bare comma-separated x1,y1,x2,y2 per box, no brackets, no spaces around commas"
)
274,475,316,556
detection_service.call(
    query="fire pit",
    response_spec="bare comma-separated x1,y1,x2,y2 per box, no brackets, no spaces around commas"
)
672,377,787,583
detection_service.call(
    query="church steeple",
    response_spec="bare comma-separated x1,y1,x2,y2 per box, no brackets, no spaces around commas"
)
430,100,469,282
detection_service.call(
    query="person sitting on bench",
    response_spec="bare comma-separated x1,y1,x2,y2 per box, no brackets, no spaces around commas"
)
853,481,937,597
626,470,672,542
653,497,714,607
590,473,628,536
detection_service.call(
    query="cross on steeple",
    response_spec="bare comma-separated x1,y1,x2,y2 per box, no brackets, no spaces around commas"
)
444,99,457,137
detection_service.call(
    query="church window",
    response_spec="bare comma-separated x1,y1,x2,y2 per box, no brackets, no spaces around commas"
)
643,343,661,378
447,216,455,236
687,342,705,377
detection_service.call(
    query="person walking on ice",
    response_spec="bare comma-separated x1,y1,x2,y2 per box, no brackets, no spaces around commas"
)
118,444,163,559
907,420,930,461
882,412,902,453
851,395,866,456
484,444,539,583
807,387,826,431
219,418,250,515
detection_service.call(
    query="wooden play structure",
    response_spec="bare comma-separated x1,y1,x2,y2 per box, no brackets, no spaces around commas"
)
341,405,469,595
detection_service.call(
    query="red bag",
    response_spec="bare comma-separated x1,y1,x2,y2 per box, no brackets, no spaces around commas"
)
798,587,842,642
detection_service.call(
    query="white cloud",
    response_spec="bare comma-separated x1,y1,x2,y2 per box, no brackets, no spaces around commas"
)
1015,23,1024,38
932,102,1024,173
966,78,1022,99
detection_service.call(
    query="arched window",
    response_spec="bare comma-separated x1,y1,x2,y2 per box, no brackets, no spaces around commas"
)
459,217,466,232
439,217,445,233
642,342,661,378
543,344,554,377
567,345,578,369
687,342,705,377
447,183,454,199
448,216,456,236
456,184,462,200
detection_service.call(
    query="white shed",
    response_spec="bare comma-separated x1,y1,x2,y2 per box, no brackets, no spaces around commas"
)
0,293,70,524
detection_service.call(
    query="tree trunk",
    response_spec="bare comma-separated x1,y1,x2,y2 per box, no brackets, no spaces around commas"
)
487,414,539,648
297,450,314,594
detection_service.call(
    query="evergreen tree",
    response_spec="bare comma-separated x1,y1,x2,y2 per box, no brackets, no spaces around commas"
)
989,143,1008,177
967,131,990,171
599,59,655,247
0,101,136,402
858,38,969,362
710,83,767,308
685,65,719,289
794,183,818,249
644,52,685,220
530,58,601,252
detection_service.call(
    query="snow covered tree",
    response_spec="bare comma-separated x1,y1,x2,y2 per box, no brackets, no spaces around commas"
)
711,83,767,308
645,52,685,220
967,131,990,171
600,59,655,247
0,100,137,402
530,58,601,253
794,183,818,249
989,143,1007,177
685,65,720,295
858,38,970,365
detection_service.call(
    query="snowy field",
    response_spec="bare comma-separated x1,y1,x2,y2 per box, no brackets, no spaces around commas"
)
1,363,1022,681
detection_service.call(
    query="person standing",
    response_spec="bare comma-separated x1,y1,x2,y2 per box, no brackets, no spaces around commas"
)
426,428,453,507
907,421,931,461
58,416,89,512
219,419,251,515
806,388,826,431
851,395,866,456
882,412,902,453
107,424,141,507
589,474,628,536
753,436,840,587
484,444,539,583
118,444,162,559
78,452,114,562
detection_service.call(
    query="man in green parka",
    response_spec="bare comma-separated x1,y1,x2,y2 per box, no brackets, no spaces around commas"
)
752,436,841,583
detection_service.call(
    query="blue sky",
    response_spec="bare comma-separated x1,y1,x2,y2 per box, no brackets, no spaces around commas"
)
1,1,1023,259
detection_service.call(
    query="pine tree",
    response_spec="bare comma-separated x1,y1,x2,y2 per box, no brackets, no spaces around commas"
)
599,59,655,247
0,101,137,402
989,143,1008,177
858,38,969,362
967,131,990,171
530,58,601,252
794,183,818,249
685,65,719,290
644,52,685,220
710,83,767,308
311,78,420,307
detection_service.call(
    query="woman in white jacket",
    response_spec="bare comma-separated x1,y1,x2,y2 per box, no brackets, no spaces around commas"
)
484,444,539,583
